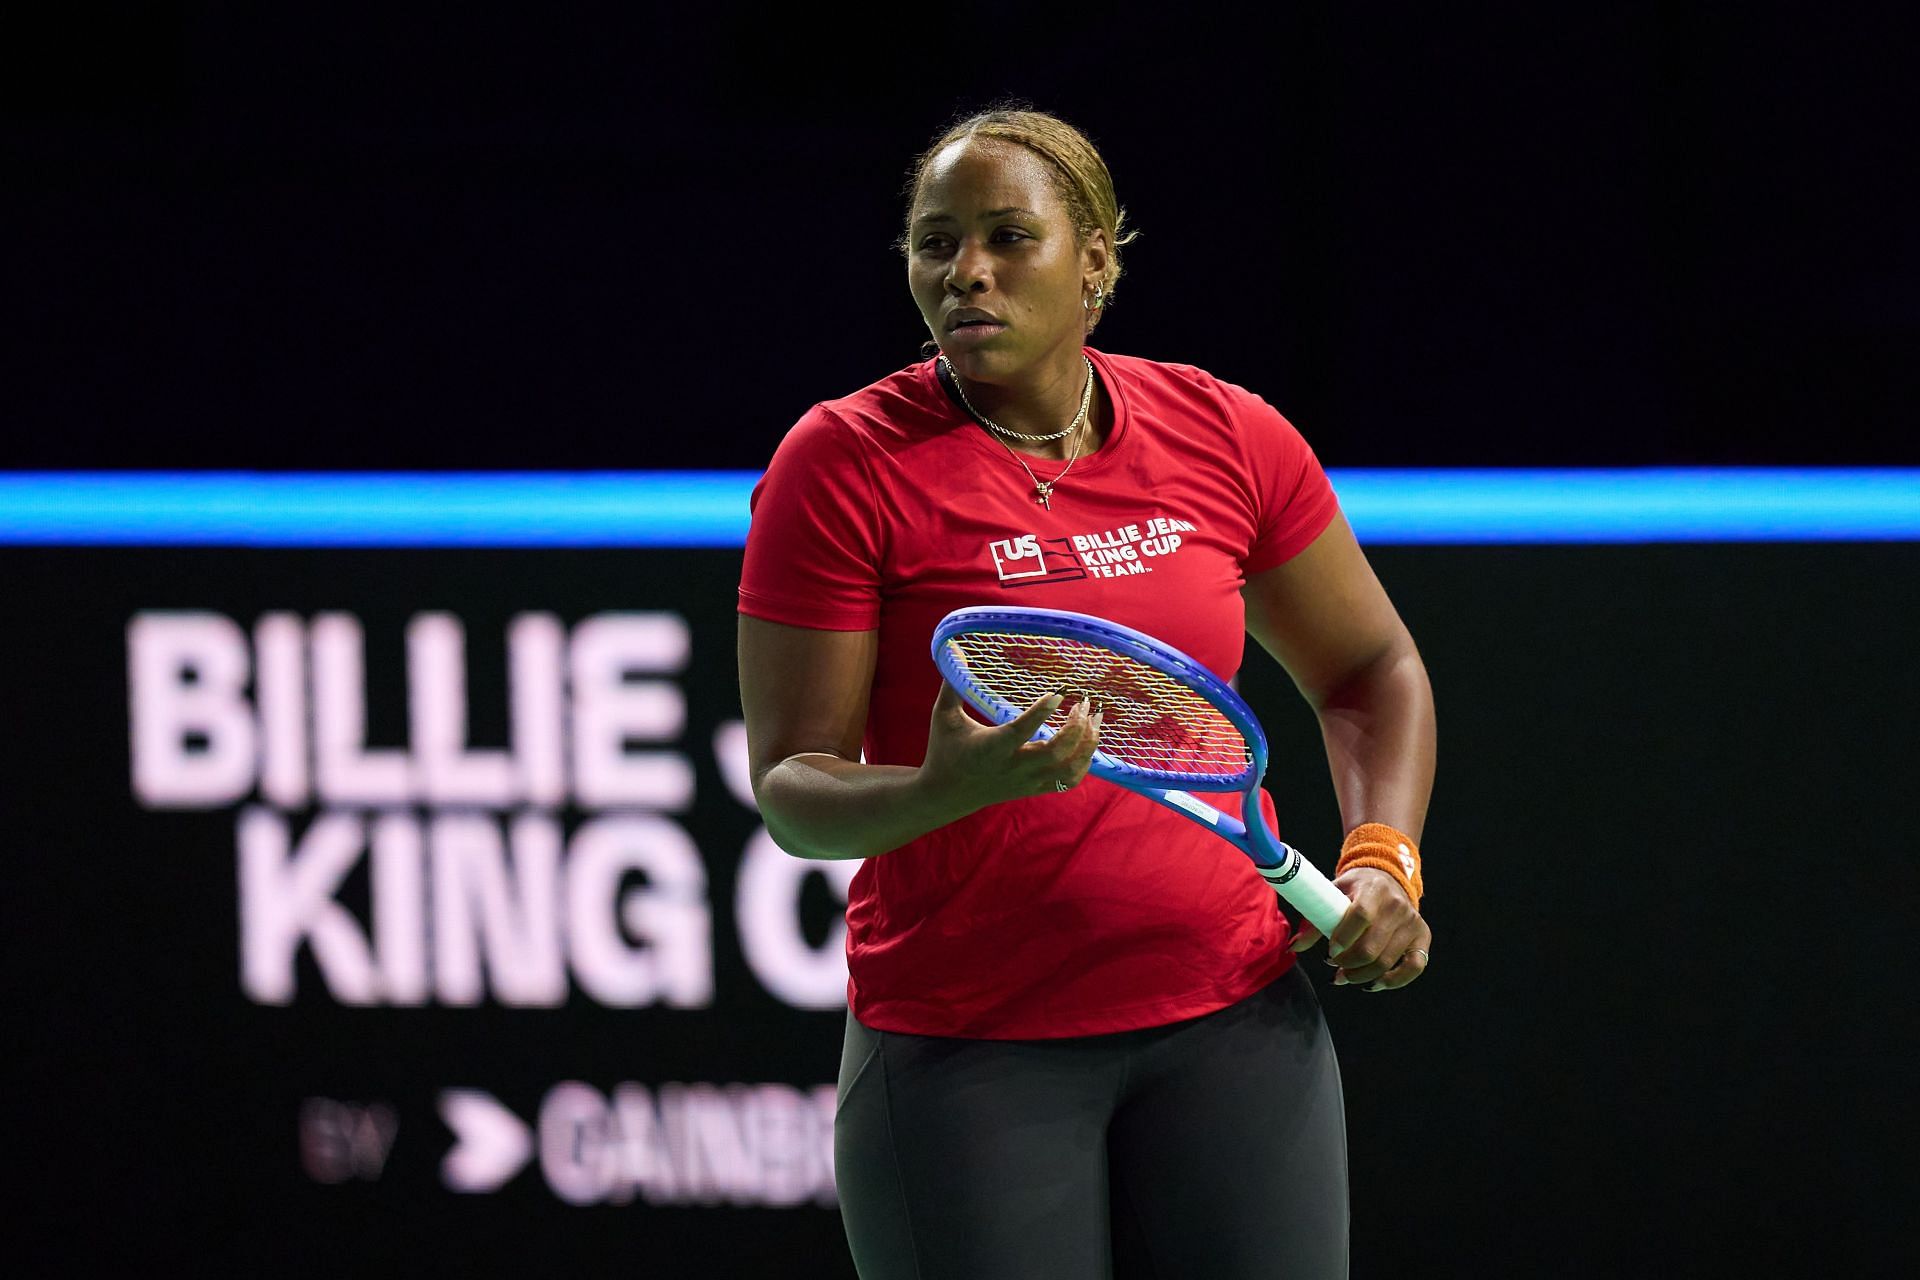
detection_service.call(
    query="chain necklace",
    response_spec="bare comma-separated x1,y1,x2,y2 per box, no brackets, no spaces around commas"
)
939,353,1093,443
1000,407,1087,510
939,354,1096,510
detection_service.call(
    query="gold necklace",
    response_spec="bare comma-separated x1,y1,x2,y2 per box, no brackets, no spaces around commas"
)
941,354,1096,509
997,408,1087,510
941,353,1094,443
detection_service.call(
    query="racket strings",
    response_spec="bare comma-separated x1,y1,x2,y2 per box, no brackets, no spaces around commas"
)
943,630,1251,780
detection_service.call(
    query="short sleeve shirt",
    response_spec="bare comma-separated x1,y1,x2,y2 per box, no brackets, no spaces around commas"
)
739,346,1340,1038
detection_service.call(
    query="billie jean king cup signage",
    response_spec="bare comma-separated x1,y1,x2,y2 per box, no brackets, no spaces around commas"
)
125,608,853,1207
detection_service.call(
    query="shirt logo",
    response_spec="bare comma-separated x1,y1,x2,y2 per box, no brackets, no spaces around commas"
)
988,535,1087,586
985,517,1198,588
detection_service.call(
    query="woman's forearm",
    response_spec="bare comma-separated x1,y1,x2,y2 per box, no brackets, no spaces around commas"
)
1312,640,1436,843
754,754,982,861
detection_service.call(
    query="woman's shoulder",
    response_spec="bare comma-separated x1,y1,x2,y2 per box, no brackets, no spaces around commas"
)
810,357,946,438
1093,348,1224,390
1092,348,1281,427
760,358,943,470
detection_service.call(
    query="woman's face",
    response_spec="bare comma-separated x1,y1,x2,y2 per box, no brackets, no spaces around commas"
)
906,139,1107,385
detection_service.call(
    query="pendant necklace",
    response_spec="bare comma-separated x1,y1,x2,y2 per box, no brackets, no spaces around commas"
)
939,354,1096,510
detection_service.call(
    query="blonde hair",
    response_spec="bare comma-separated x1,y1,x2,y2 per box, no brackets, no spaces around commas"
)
898,104,1139,314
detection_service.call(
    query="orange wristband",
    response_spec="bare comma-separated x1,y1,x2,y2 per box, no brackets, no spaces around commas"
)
1335,823,1423,908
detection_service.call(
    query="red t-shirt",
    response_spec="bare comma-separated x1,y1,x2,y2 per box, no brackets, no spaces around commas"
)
738,346,1341,1038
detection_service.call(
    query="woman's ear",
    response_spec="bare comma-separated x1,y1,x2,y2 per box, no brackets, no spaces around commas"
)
1082,227,1112,287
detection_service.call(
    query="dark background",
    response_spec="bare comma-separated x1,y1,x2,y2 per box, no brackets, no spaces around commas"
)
5,4,1917,1278
4,2,1916,469
6,543,1916,1277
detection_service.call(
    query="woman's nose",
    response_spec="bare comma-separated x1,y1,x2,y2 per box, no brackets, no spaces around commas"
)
945,240,990,294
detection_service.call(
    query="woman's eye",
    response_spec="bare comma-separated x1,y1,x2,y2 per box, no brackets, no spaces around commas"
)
914,230,1027,253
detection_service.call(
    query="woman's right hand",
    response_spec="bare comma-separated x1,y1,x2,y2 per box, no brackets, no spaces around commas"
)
918,682,1103,811
742,616,1102,859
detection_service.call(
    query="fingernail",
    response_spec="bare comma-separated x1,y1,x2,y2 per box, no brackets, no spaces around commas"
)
1366,982,1384,992
1323,957,1337,967
1332,974,1349,986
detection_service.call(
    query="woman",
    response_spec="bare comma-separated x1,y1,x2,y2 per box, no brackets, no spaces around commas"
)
738,108,1435,1279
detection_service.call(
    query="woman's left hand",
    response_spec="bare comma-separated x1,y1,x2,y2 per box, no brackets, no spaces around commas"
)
1288,868,1431,992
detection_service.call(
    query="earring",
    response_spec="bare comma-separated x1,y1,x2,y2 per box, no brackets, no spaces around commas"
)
1083,284,1105,312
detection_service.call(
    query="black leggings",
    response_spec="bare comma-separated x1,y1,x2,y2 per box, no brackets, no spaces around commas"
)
833,963,1348,1279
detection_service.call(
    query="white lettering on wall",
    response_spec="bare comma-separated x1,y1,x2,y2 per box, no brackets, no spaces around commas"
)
409,613,519,806
236,807,716,1008
569,614,693,810
371,810,429,1005
128,612,258,807
312,613,414,806
430,811,566,1007
239,807,381,1005
132,609,844,1011
132,609,700,814
735,827,856,1009
510,613,567,807
255,613,309,808
499,1081,836,1207
568,814,713,1008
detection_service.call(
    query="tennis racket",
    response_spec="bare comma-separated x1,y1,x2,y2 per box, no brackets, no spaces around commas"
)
931,605,1352,936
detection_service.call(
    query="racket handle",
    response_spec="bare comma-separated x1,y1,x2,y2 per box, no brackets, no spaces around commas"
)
1256,845,1351,937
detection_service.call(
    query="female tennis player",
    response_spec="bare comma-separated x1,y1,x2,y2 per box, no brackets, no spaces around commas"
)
737,107,1435,1279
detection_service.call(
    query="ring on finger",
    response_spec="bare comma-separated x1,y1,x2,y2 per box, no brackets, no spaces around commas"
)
1055,781,1070,793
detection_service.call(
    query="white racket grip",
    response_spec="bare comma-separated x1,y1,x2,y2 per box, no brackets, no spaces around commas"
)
1257,846,1351,937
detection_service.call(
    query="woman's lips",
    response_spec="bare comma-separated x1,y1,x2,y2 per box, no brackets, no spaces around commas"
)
946,322,1008,346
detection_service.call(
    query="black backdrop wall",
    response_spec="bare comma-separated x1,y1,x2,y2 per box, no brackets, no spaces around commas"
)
4,4,1916,470
5,5,1917,1278
5,541,1915,1276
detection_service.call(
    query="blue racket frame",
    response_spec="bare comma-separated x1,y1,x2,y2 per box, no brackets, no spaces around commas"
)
931,605,1343,930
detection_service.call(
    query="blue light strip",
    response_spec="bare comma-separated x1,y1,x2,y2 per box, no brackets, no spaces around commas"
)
0,473,747,548
2,470,1917,546
1329,468,1920,544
